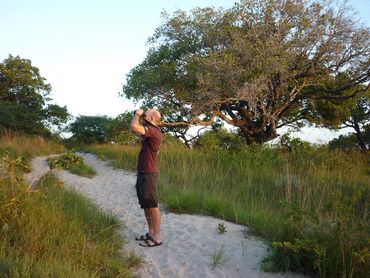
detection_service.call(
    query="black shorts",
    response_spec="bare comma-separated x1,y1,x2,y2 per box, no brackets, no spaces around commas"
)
136,172,158,209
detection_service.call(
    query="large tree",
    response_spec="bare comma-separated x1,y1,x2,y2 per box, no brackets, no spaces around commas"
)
0,55,70,135
121,0,370,144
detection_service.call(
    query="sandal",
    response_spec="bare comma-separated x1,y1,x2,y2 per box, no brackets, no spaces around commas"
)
139,235,163,247
135,233,150,241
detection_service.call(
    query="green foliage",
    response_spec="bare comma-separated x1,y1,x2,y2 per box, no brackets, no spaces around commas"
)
0,151,30,181
162,133,186,148
107,112,140,145
0,55,71,135
194,128,244,150
328,134,360,151
121,0,370,144
49,152,84,170
48,152,96,178
68,115,113,144
43,104,71,133
322,89,370,150
277,134,312,154
261,239,316,274
217,223,227,235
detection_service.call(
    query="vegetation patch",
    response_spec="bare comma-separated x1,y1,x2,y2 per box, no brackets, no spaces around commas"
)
0,153,138,277
49,152,96,178
85,143,369,277
0,133,138,277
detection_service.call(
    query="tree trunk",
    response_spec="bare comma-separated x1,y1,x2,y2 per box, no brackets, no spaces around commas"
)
240,125,278,145
353,120,368,151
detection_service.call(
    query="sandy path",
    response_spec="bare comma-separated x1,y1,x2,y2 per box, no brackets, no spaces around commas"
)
23,154,60,187
25,153,304,278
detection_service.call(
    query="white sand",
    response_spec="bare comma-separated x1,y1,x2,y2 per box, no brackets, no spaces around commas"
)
23,154,60,188
25,153,305,278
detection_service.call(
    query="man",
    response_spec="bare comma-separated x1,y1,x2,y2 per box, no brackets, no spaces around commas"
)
131,108,163,247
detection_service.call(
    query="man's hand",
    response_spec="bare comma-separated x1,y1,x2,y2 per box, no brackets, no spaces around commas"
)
131,108,146,136
135,109,144,117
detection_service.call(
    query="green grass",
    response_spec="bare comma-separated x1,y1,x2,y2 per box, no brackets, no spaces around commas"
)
83,143,370,277
0,172,138,277
210,244,228,268
66,163,97,178
0,132,139,277
0,129,65,159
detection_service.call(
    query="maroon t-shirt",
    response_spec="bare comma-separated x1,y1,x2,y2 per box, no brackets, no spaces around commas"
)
137,123,163,173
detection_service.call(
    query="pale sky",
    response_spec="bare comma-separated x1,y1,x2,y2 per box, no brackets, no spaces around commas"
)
1,0,369,143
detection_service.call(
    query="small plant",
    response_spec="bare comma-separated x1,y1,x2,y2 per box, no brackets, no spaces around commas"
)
49,152,84,170
210,244,228,267
48,152,96,178
1,151,30,178
124,250,142,269
217,223,227,234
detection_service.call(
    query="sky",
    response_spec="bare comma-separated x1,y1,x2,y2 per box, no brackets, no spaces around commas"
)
1,0,369,143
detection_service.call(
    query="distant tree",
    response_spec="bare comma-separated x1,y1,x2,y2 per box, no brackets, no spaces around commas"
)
69,115,112,144
108,112,140,144
328,133,359,151
276,133,312,153
0,55,70,135
43,104,71,134
312,85,369,150
121,0,370,145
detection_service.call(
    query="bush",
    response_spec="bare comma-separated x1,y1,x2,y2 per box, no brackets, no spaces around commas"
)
48,152,84,170
48,152,96,178
194,128,244,150
329,133,360,151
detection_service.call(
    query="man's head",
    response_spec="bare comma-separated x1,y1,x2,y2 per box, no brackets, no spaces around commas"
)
143,108,161,126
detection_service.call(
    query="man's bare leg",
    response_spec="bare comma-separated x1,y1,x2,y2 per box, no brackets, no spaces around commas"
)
144,208,154,235
149,207,161,242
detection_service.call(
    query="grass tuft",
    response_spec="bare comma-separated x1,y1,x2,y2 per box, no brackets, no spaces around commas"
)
210,244,228,267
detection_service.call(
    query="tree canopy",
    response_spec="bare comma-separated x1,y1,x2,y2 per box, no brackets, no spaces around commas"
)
0,55,70,135
121,0,370,144
68,115,113,144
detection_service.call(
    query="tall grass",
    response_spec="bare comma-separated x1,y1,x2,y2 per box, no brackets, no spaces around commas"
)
85,143,369,277
0,131,138,277
0,173,137,277
0,129,65,158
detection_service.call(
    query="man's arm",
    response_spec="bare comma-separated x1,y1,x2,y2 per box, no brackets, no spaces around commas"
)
130,109,145,136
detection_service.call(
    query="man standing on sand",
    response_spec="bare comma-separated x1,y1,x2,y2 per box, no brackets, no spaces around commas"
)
131,108,163,247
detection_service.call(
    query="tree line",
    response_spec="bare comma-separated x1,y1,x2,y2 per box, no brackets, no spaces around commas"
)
1,0,369,150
